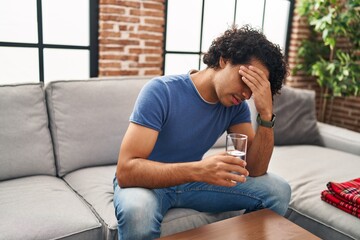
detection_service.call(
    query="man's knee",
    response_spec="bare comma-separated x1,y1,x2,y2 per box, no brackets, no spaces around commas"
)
265,173,291,215
114,187,162,240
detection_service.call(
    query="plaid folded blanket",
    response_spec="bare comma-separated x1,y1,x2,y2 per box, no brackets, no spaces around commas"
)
321,178,360,218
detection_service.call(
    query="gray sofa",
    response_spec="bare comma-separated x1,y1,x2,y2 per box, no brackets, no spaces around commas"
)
0,77,359,240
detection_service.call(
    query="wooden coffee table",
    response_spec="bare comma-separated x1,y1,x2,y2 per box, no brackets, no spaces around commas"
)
157,209,320,240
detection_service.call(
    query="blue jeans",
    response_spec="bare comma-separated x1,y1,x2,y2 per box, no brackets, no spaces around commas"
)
113,173,291,240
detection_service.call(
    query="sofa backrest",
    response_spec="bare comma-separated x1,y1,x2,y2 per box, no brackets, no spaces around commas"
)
0,83,56,181
45,77,150,177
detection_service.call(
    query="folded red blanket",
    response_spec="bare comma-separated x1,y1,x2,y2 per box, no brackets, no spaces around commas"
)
321,190,360,218
328,178,360,205
321,178,360,219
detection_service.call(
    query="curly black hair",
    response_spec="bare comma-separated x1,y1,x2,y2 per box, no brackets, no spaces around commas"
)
203,25,289,96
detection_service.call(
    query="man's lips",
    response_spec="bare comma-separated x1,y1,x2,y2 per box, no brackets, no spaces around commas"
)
232,95,241,105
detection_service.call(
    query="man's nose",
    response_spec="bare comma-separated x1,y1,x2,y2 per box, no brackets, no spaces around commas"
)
242,91,252,100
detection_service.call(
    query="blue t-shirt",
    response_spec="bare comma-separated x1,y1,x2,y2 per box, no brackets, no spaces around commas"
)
130,73,251,163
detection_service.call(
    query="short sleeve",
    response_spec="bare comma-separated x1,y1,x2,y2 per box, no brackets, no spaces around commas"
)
130,79,169,131
229,101,251,126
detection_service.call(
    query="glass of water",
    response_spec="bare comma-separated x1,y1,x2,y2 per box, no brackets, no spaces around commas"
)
226,133,248,161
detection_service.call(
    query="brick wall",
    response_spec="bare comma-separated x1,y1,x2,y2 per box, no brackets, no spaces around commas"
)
287,0,360,132
98,0,164,77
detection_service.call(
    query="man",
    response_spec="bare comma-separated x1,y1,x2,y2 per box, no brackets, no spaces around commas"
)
113,25,291,240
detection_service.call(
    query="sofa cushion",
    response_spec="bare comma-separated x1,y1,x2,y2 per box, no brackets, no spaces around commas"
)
0,83,55,181
63,165,118,240
273,85,323,146
0,175,102,240
45,77,150,176
269,145,360,240
63,165,244,239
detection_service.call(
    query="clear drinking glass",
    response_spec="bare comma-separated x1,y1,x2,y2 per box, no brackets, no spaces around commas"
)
226,133,248,161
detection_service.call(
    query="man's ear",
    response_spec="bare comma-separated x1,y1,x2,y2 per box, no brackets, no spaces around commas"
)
219,57,227,69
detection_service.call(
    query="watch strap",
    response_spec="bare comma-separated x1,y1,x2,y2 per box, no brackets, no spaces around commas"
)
256,113,276,128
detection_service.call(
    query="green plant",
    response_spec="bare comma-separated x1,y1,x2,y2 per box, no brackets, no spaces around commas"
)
293,0,360,122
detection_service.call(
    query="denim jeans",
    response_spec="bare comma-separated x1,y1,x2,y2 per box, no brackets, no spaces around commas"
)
113,173,291,240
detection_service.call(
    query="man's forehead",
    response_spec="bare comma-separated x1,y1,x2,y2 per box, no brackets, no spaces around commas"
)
242,60,270,79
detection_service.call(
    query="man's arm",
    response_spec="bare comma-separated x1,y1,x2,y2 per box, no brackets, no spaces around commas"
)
116,123,248,189
235,64,275,176
116,123,196,188
228,122,273,176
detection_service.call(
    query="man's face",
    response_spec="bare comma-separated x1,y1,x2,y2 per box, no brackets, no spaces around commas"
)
214,58,270,107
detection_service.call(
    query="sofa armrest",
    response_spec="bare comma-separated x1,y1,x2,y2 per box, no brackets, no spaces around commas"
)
318,122,360,156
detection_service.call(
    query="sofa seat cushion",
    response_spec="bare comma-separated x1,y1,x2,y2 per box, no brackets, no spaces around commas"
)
269,145,360,240
63,165,118,240
63,165,244,239
0,175,102,240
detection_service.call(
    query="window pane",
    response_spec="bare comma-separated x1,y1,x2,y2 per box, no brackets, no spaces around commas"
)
0,47,39,84
166,0,202,52
235,0,265,29
263,0,290,52
202,0,235,52
164,54,199,75
42,0,89,46
0,0,38,43
44,49,89,83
